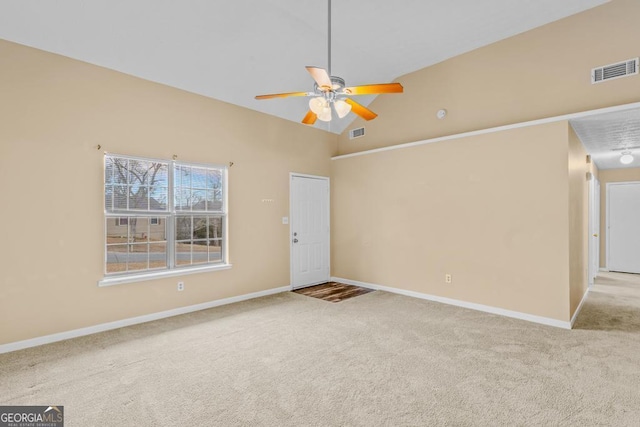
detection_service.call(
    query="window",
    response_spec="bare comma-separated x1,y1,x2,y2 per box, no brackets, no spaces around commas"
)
104,154,227,278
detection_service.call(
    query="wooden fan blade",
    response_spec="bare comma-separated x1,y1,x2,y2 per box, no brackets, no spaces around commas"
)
255,91,309,100
302,110,318,125
345,98,378,121
343,83,403,95
306,66,332,91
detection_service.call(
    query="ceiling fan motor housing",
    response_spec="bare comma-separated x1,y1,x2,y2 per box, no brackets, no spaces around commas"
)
314,76,346,95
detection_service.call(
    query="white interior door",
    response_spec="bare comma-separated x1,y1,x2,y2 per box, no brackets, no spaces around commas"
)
588,178,600,285
290,174,330,289
607,182,640,274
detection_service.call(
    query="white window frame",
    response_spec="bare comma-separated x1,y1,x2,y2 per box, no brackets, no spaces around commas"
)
99,154,230,287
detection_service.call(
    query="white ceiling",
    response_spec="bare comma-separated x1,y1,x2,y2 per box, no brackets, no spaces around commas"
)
0,0,608,134
571,108,640,170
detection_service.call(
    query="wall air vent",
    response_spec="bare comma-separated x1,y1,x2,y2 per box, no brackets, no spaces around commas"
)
349,127,365,139
591,58,638,84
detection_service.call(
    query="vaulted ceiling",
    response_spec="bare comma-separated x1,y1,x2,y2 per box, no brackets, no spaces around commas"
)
0,0,608,134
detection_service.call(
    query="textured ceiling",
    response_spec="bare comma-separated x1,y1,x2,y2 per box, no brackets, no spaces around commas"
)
571,108,640,170
0,0,608,134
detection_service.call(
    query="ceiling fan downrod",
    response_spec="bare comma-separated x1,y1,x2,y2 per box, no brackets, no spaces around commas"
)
328,0,332,76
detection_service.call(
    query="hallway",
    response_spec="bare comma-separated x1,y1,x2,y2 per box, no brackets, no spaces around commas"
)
574,271,640,331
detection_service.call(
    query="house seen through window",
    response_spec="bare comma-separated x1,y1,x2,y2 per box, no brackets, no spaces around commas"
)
104,154,227,277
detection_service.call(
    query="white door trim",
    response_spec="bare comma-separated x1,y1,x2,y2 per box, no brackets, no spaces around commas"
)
606,181,640,271
289,173,330,290
588,177,600,286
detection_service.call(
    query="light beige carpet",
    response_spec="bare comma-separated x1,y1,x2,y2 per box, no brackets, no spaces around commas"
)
2,274,640,426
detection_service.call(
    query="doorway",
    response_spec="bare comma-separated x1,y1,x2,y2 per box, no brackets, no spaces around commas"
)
607,181,640,274
290,173,330,289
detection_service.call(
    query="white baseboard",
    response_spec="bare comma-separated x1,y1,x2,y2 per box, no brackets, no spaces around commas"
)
332,277,572,329
0,286,290,355
570,288,590,328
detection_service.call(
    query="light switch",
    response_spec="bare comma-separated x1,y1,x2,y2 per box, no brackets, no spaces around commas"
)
282,217,289,225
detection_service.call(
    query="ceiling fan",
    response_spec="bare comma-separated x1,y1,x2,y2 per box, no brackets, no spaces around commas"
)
254,0,403,125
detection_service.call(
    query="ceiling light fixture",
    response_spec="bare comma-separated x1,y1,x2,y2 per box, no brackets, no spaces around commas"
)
620,151,634,165
334,99,352,118
309,97,327,115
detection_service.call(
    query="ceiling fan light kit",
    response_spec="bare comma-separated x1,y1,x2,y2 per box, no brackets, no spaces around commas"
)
255,0,403,125
620,151,634,164
334,99,352,118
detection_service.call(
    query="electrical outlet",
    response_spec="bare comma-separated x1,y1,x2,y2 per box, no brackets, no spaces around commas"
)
177,281,185,291
445,274,452,284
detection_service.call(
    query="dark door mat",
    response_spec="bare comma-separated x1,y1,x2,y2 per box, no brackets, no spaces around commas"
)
293,282,374,302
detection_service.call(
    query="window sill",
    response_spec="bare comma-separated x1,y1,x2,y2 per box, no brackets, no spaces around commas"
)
98,264,232,287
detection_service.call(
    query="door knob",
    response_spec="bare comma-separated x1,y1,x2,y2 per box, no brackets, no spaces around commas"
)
293,238,298,243
593,234,598,237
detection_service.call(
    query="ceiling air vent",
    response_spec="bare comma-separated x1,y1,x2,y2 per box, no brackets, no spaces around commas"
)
592,58,638,84
349,127,365,139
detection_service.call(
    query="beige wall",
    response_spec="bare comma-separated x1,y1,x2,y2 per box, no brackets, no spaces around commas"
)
338,0,640,155
0,40,337,345
567,126,590,318
599,168,640,268
332,121,572,321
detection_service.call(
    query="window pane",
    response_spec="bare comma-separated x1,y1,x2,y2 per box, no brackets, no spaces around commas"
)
176,165,191,188
191,167,208,189
129,217,149,242
206,190,222,212
193,216,208,239
175,216,192,240
105,157,114,184
127,243,149,272
106,245,128,273
191,240,209,264
209,216,223,240
207,169,222,191
175,187,188,211
106,218,128,241
174,164,223,213
105,155,169,213
110,158,129,185
106,215,167,275
128,185,149,210
175,215,223,267
128,159,143,183
152,164,169,186
175,241,192,266
209,240,223,262
149,219,167,242
113,185,128,210
149,241,167,270
191,190,206,210
105,186,113,211
150,186,168,211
